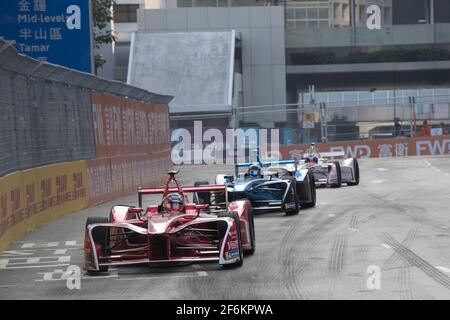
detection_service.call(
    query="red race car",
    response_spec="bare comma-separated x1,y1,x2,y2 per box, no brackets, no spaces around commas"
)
84,171,255,274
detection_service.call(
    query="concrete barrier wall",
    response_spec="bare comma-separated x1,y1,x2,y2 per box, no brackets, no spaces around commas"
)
0,92,171,253
0,161,88,253
0,39,172,254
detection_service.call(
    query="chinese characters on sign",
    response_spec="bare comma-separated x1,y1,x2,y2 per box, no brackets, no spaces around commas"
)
0,0,92,73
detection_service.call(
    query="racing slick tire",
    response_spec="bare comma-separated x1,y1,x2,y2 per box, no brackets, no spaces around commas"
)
347,158,360,186
216,211,244,268
194,181,211,204
244,200,256,255
330,161,342,188
85,217,110,274
285,178,300,216
301,171,317,209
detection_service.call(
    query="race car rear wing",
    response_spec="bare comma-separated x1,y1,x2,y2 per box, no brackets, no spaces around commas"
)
138,185,226,208
319,151,345,158
235,159,298,176
235,160,296,168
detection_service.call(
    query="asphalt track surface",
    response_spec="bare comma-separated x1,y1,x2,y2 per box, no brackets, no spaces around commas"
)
0,156,449,300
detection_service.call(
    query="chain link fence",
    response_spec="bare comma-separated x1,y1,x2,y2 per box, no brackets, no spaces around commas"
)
0,39,172,177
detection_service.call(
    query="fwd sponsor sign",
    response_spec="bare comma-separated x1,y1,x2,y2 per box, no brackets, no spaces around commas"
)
281,135,450,160
330,145,372,159
416,139,450,156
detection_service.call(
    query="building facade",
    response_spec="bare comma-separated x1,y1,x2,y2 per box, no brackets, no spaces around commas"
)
111,0,450,139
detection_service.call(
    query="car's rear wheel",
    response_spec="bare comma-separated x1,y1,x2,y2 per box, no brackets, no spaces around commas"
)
216,211,244,268
244,200,256,255
302,171,316,208
284,178,300,216
330,161,342,188
347,158,360,186
85,217,109,274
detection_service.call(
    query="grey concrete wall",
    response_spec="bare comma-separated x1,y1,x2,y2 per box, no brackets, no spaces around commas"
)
137,6,287,126
128,31,234,112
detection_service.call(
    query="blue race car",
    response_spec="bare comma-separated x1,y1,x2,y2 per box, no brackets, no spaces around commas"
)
194,155,316,216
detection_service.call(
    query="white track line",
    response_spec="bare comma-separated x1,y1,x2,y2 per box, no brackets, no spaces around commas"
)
0,256,71,268
115,271,208,281
20,241,79,249
371,179,388,184
435,266,450,273
35,274,119,282
1,250,35,256
0,264,70,270
53,249,68,255
424,160,445,174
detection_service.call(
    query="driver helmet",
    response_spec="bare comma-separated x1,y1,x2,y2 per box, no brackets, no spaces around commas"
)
162,193,184,212
307,142,318,154
248,165,262,178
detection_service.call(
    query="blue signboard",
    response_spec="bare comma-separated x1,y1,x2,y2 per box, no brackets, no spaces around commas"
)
0,0,93,73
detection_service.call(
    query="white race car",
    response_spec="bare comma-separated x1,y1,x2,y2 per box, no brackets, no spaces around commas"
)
300,146,359,188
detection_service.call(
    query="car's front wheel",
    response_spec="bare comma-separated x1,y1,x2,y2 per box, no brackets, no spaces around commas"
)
347,158,360,186
217,211,244,268
330,161,342,188
85,217,109,274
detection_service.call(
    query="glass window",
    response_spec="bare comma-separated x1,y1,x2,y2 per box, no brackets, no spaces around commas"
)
286,8,294,20
434,89,450,103
344,92,358,106
420,89,433,98
319,8,328,19
307,8,318,19
333,4,340,20
114,4,139,23
374,91,387,104
295,8,306,20
329,92,343,105
286,20,296,28
342,4,348,19
358,91,373,104
316,92,328,104
392,0,426,25
435,0,450,23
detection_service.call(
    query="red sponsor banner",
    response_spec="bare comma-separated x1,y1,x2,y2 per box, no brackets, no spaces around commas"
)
91,92,170,158
280,135,450,159
87,151,171,205
88,92,171,206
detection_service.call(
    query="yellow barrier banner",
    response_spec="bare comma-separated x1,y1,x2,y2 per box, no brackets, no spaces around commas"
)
0,161,88,253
